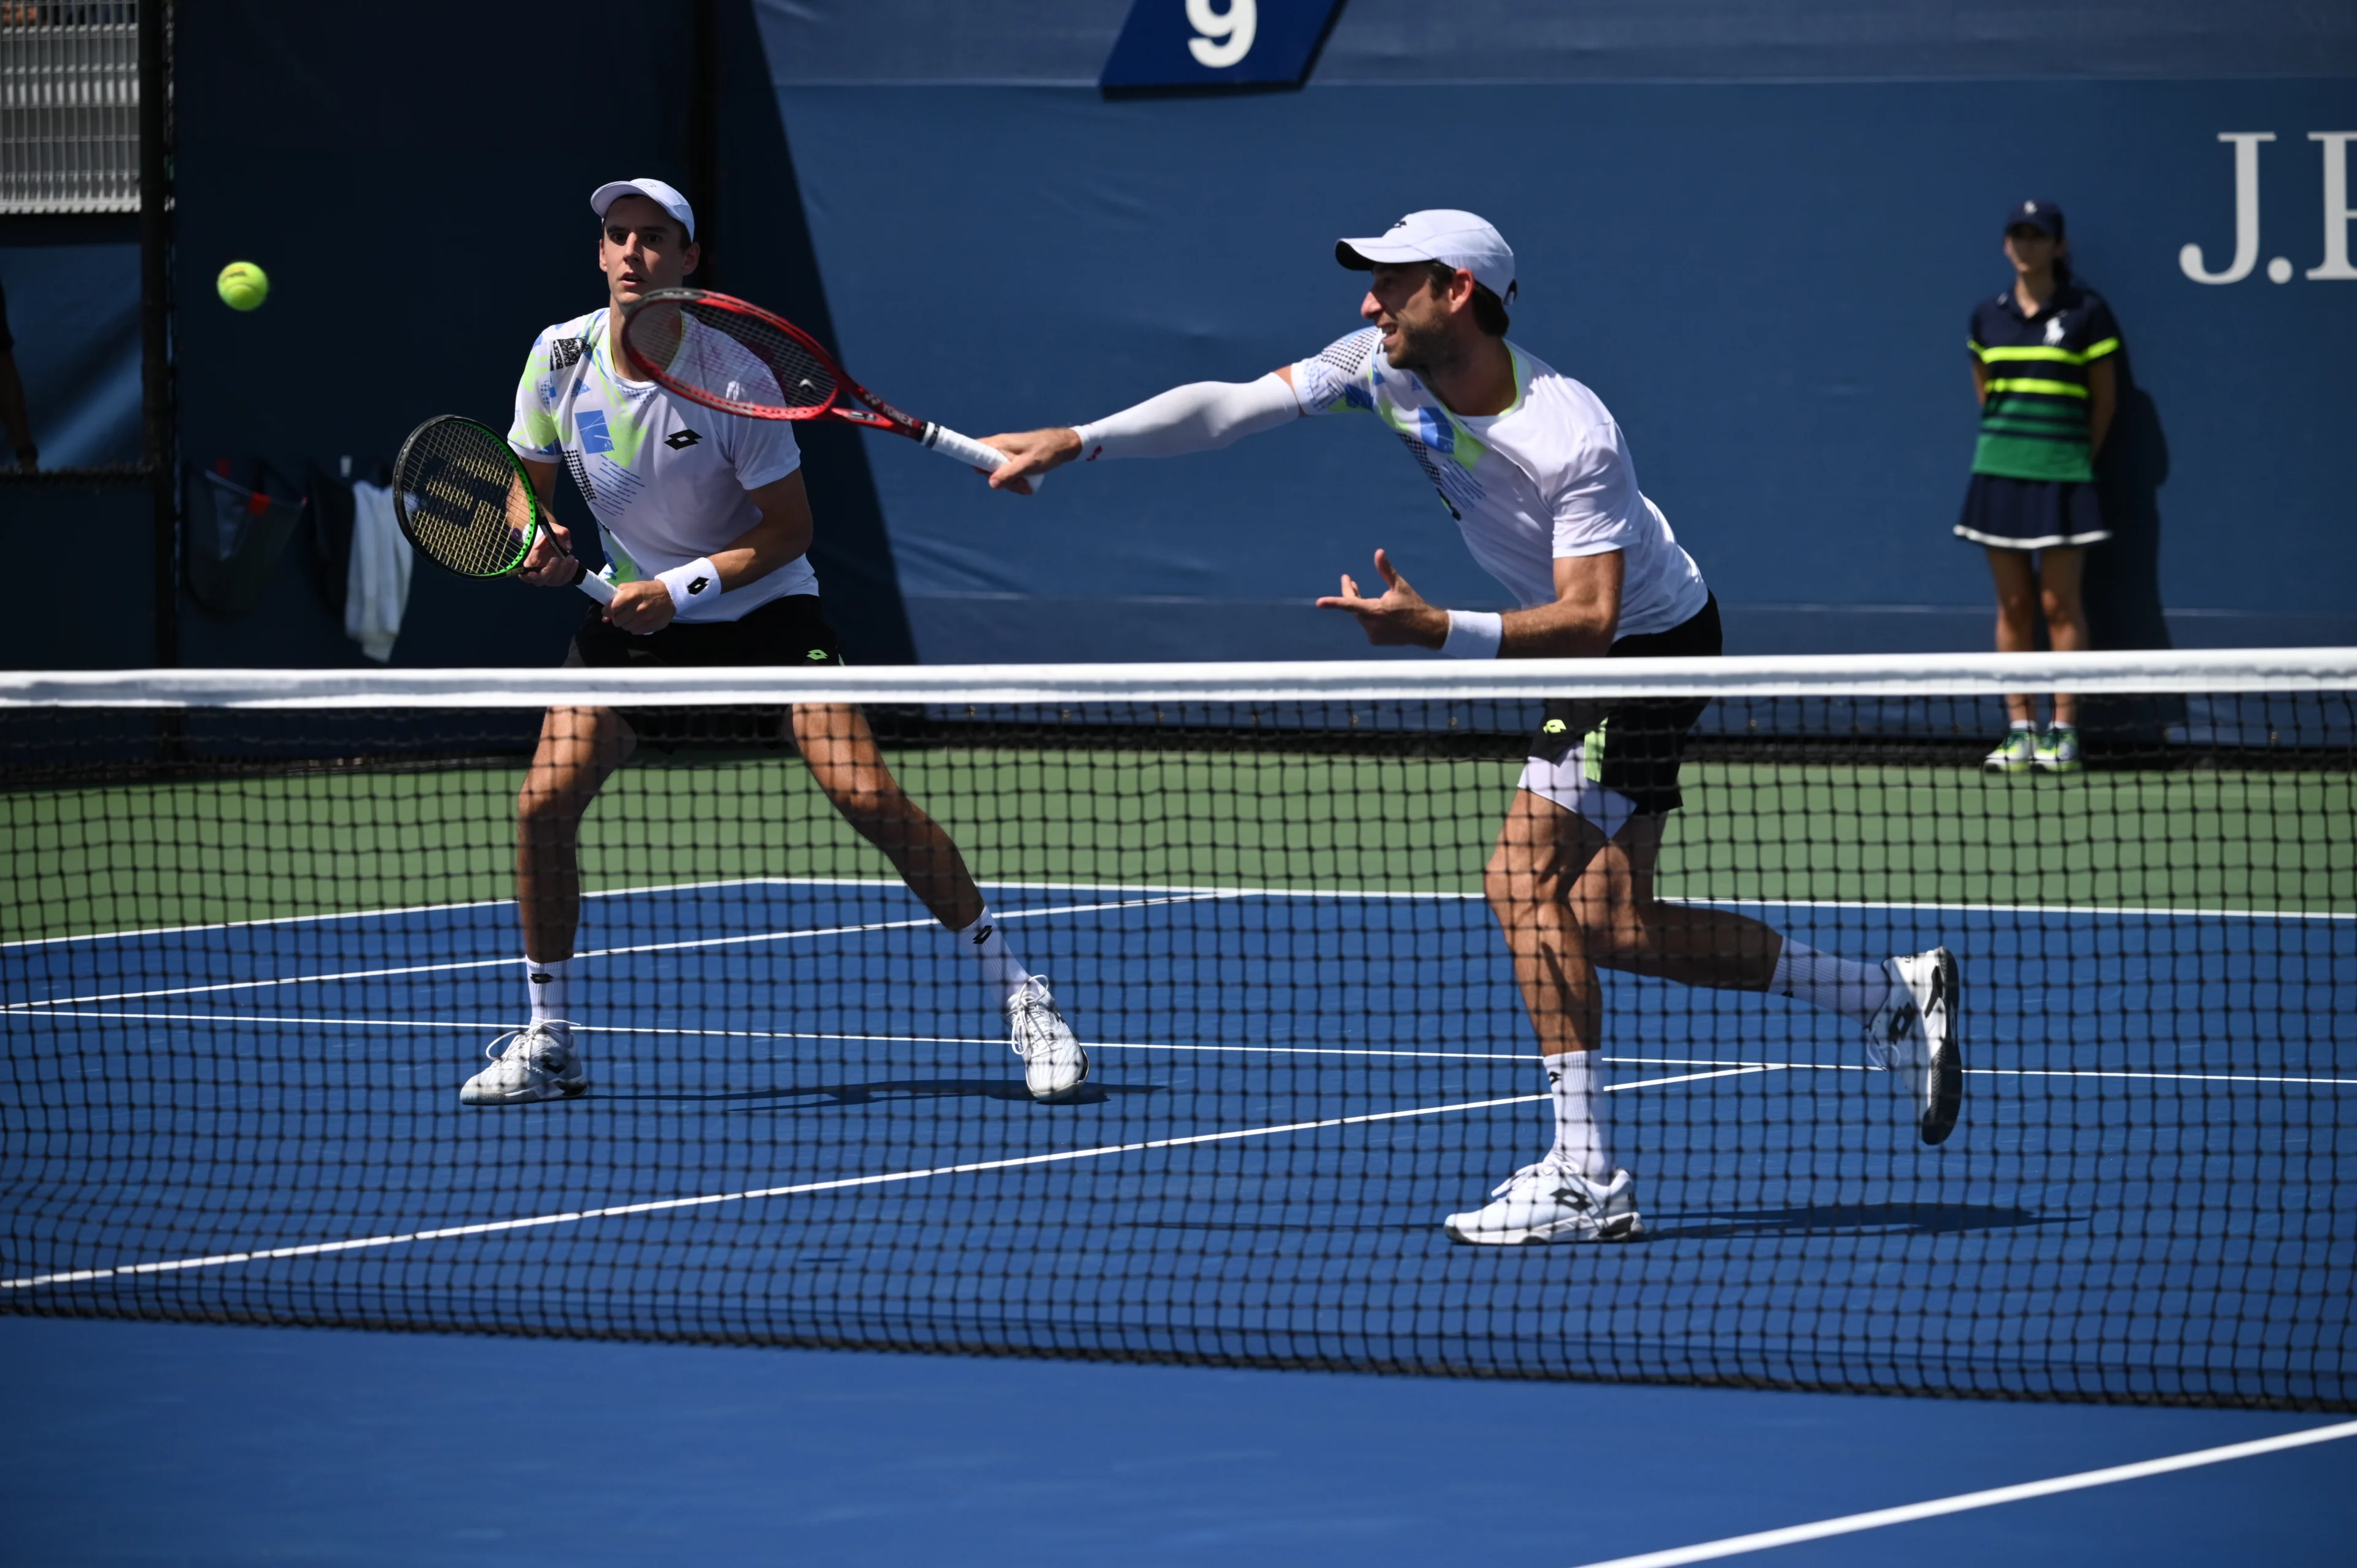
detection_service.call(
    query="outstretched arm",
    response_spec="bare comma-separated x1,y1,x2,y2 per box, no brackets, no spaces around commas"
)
978,367,1301,490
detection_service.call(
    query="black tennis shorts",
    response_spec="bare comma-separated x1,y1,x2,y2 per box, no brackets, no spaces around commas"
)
1527,593,1721,817
567,592,843,746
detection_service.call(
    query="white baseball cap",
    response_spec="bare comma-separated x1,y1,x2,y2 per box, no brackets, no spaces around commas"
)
1336,210,1517,303
590,177,697,242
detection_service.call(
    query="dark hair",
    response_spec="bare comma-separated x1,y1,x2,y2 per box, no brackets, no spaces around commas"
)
1423,260,1511,336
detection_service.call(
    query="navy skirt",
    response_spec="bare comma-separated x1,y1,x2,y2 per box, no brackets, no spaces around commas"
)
1954,473,2108,550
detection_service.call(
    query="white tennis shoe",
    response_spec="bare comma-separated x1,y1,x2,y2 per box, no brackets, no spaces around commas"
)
1443,1157,1645,1245
1868,948,1962,1145
1007,976,1088,1102
460,1021,588,1106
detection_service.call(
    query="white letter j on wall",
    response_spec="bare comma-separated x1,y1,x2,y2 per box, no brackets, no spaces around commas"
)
2180,132,2274,284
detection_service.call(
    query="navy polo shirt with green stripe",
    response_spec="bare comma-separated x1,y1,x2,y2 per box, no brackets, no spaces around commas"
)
1967,285,2121,484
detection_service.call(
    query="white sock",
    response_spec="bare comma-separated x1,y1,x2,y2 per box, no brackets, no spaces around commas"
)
954,910,1034,1004
1769,940,1892,1030
1544,1051,1613,1183
524,956,575,1032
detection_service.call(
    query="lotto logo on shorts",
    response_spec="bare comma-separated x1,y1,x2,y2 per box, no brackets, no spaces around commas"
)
1543,719,1568,734
806,649,828,661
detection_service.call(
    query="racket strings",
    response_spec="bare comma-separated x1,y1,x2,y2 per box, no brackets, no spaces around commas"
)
632,297,838,413
392,421,536,577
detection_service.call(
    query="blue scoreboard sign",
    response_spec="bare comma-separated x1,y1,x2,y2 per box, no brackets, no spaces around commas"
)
1099,0,1348,92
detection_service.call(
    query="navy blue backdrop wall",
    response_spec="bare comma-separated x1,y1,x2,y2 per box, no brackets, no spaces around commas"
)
0,0,908,670
759,0,2357,660
155,0,910,668
6,1,2351,668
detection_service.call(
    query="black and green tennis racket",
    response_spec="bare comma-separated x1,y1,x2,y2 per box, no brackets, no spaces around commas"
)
390,415,614,604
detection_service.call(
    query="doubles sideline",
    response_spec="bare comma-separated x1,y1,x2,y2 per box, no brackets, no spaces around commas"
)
1565,1419,2357,1567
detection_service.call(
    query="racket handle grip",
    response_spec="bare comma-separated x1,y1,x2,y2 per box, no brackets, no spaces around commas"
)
924,423,1043,489
571,560,616,604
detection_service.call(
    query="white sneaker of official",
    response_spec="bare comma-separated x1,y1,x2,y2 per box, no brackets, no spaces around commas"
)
1868,948,1963,1145
1442,1157,1646,1245
460,1021,589,1106
1006,976,1088,1102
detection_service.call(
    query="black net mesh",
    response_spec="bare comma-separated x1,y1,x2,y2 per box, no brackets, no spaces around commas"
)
2,665,2351,1408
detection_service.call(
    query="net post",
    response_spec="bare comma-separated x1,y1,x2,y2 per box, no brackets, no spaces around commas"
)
137,0,177,676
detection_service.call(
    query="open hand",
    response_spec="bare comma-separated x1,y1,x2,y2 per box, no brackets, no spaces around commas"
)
974,427,1082,494
1314,549,1449,648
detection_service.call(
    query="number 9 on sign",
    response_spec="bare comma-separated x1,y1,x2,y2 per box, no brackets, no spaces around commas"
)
1186,0,1255,68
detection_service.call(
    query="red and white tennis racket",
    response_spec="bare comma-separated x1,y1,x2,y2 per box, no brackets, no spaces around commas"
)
619,288,1031,484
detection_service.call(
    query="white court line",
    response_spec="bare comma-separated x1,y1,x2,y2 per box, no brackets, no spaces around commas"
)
0,1089,1550,1292
7,1012,2350,1087
1,875,1480,952
1599,1054,2356,1089
7,873,2347,952
1611,1065,1780,1091
1566,1420,2357,1568
2,892,1235,1012
0,874,857,951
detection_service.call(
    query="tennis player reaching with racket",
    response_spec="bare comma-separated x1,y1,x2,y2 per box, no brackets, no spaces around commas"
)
462,177,1086,1108
978,211,1961,1242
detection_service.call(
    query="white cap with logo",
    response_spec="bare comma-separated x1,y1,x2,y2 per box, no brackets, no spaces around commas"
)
590,177,697,242
1336,210,1517,303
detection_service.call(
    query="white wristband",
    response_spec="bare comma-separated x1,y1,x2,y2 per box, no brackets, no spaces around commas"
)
1442,609,1504,659
654,557,724,612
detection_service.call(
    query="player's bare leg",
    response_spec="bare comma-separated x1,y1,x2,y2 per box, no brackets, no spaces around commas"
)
1447,789,1957,1237
789,701,983,930
463,705,635,1106
1486,794,1779,1059
791,702,1087,1100
516,704,637,964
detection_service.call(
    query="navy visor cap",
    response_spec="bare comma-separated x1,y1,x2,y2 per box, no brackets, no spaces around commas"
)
2004,199,2065,238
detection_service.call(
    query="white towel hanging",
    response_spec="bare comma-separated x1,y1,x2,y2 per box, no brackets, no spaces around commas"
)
345,481,414,663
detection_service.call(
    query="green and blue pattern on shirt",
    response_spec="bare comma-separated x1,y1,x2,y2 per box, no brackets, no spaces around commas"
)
1967,285,2121,484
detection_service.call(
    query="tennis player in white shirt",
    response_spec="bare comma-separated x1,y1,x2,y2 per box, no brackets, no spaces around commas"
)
467,177,1087,1110
978,211,1962,1243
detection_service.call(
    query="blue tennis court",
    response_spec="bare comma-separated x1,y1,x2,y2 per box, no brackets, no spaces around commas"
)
10,875,2350,1405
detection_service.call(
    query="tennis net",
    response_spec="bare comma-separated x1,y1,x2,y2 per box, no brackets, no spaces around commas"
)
3,651,2351,1408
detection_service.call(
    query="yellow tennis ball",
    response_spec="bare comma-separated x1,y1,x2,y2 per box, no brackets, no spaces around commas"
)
216,261,269,312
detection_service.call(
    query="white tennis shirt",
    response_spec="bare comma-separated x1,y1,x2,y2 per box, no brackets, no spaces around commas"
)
1290,328,1709,639
508,307,813,622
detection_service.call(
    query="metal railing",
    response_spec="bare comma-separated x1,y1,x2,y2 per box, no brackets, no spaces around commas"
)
1,2,141,214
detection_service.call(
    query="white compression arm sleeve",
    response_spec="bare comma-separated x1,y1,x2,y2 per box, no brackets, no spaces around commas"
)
1072,373,1301,461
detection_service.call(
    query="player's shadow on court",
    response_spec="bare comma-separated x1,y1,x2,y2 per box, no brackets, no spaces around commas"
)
617,1078,1156,1108
1652,1202,2065,1239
